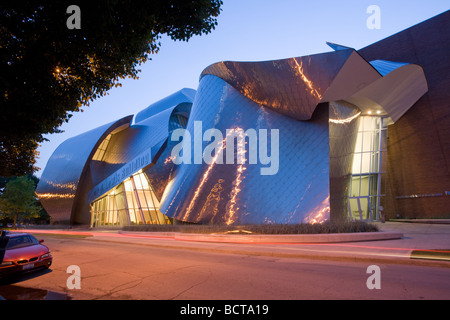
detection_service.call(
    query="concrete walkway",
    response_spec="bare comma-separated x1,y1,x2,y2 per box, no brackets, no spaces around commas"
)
17,221,450,268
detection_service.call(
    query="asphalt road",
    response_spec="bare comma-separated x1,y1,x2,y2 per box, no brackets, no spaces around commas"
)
1,234,449,301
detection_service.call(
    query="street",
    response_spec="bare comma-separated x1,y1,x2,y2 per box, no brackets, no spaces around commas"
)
0,234,449,301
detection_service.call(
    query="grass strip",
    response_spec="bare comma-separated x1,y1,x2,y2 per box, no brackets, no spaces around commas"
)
410,249,450,261
122,220,379,235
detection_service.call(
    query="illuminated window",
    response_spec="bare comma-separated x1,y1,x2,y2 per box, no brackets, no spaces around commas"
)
349,116,387,221
92,134,112,161
90,170,170,227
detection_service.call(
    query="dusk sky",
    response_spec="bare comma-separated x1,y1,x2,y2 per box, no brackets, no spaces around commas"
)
35,0,450,177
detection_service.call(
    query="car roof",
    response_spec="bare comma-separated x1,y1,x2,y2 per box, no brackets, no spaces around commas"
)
6,232,33,238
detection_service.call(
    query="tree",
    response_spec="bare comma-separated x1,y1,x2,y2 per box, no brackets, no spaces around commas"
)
0,0,223,176
0,176,42,228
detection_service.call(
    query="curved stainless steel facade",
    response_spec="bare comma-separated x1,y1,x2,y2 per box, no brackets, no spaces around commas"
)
37,47,428,225
159,75,332,224
37,90,195,225
36,116,133,224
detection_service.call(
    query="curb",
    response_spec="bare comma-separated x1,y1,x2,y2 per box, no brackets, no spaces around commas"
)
97,232,450,268
118,230,404,243
21,229,450,268
113,230,449,268
388,219,450,224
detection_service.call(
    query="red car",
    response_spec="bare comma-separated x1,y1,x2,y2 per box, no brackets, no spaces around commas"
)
0,232,52,279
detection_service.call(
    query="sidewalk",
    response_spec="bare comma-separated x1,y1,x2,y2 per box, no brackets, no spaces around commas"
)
19,221,450,268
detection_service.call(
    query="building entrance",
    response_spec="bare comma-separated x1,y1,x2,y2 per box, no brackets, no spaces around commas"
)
348,116,387,221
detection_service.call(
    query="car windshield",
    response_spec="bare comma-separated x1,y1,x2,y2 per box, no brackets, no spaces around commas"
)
6,235,39,250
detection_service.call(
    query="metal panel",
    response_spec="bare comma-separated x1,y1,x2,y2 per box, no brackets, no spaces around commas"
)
159,75,331,224
201,50,427,125
346,64,428,123
369,60,409,76
200,49,354,121
145,103,193,201
38,88,196,225
36,116,133,224
329,101,361,221
134,88,196,123
88,102,195,204
37,43,429,226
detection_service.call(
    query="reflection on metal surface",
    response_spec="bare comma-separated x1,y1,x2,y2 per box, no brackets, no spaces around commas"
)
36,116,133,224
38,46,429,226
290,57,322,100
159,75,331,224
303,196,330,225
329,101,361,221
225,128,247,225
200,50,353,121
329,112,361,124
183,129,228,221
135,88,196,123
38,90,194,225
396,193,444,199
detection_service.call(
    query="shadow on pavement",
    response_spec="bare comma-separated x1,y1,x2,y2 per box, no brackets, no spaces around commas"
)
0,268,72,300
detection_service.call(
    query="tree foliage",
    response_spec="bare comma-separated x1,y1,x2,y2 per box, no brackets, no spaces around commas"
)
0,0,223,176
0,176,42,227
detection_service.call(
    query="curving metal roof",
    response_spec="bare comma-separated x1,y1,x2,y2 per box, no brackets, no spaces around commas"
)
159,75,334,224
36,115,133,224
200,49,355,121
201,49,428,124
86,102,193,205
134,88,196,123
159,49,428,224
37,47,429,225
38,88,196,224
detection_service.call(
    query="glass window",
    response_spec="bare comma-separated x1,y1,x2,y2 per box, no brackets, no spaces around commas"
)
92,134,112,161
361,132,373,152
349,198,360,220
90,171,170,227
349,116,386,221
7,235,39,249
352,153,362,174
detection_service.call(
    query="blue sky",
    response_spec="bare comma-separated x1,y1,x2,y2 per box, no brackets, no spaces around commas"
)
35,0,450,177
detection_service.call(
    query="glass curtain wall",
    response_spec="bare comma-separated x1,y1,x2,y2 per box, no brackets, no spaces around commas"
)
90,170,171,227
348,116,387,221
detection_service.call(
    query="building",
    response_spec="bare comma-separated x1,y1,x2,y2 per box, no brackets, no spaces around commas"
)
36,11,449,226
